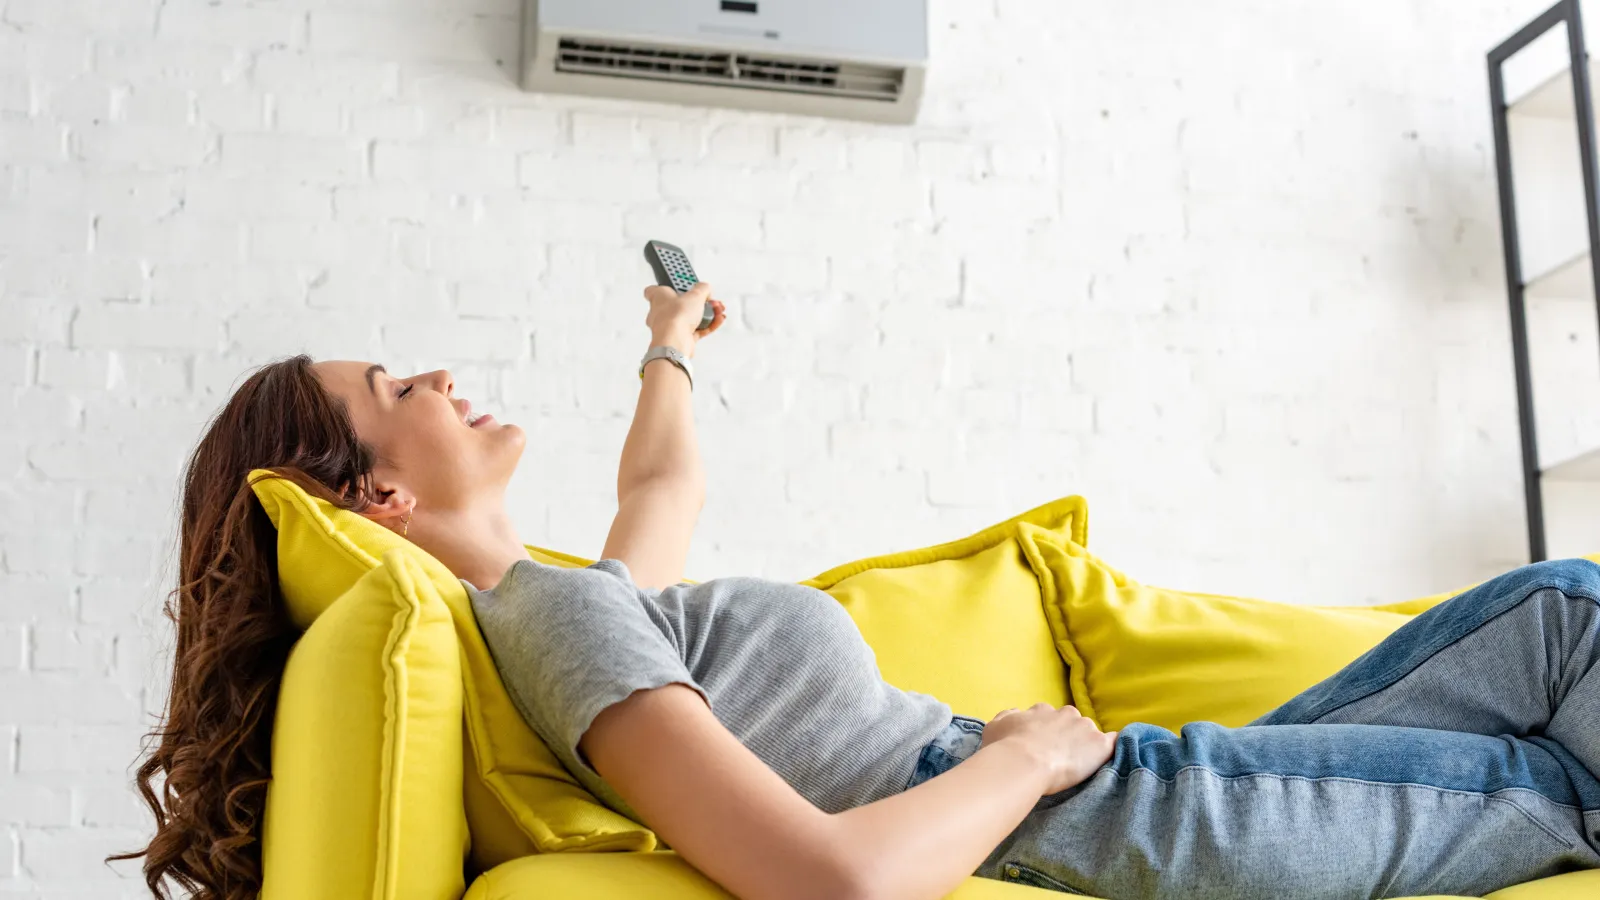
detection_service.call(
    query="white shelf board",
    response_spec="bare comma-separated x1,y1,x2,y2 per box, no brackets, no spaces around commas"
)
1526,250,1595,299
1544,446,1600,482
1509,58,1600,119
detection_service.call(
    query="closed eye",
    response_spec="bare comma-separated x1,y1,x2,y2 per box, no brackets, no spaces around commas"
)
397,383,414,400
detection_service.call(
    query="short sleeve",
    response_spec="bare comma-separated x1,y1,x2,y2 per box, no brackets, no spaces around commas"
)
465,558,711,784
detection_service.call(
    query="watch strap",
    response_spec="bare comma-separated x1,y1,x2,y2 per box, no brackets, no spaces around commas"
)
638,344,694,390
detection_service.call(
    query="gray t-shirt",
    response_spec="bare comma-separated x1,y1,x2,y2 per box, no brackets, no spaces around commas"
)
462,557,954,823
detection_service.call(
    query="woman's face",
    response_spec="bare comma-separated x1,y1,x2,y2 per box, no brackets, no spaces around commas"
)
311,360,524,520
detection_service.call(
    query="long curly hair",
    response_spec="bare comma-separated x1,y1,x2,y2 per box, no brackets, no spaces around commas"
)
107,353,386,899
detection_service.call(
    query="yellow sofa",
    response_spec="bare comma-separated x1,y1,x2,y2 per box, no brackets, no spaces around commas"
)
253,469,1597,900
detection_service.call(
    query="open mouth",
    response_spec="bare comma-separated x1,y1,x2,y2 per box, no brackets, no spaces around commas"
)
460,400,495,429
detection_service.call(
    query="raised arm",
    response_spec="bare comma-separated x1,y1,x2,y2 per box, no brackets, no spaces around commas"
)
603,282,724,590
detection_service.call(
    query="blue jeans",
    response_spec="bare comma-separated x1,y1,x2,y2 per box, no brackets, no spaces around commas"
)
903,557,1600,898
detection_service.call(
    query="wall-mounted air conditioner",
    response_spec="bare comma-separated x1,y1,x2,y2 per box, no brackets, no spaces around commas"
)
521,0,929,124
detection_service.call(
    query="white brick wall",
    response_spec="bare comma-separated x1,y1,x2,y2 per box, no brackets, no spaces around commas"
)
2,0,1592,894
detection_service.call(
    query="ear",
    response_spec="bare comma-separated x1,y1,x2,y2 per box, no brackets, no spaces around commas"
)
356,475,416,530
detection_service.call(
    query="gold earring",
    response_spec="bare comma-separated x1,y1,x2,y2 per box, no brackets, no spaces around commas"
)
402,511,412,537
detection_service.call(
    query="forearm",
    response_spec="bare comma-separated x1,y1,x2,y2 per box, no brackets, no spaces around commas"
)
829,739,1051,900
617,331,704,501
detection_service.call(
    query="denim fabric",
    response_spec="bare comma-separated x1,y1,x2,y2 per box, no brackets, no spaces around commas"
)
902,557,1600,898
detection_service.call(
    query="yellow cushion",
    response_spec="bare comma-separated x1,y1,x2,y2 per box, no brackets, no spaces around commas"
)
1021,525,1468,731
262,549,466,899
798,495,1089,719
250,470,661,875
1027,530,1600,733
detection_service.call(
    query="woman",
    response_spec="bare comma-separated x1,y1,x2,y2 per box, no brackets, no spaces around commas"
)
112,281,1599,900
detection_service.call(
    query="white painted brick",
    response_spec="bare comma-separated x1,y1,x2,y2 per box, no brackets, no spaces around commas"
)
95,213,244,261
0,483,78,529
0,387,83,434
0,345,30,387
78,579,163,627
7,680,142,728
0,782,70,827
425,232,545,281
147,261,313,309
158,0,303,48
252,49,398,99
114,84,193,128
2,0,158,33
0,211,88,256
71,303,226,352
624,206,763,250
374,141,517,190
847,137,916,175
0,31,90,79
195,86,268,130
350,102,427,140
0,829,12,880
30,628,111,674
93,39,248,87
36,348,110,391
777,127,846,170
272,93,345,136
75,782,148,829
2,534,77,578
0,121,68,164
634,116,707,161
0,578,75,624
520,154,661,203
248,220,388,266
491,106,562,150
455,281,530,318
224,307,378,359
0,73,29,114
660,163,792,207
18,826,149,881
220,132,366,181
333,184,429,222
384,317,527,362
308,9,509,63
704,122,777,165
0,626,22,670
16,168,182,218
74,123,213,168
34,78,113,127
183,175,330,220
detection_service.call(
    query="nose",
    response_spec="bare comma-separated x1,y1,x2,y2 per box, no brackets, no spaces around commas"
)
428,369,453,396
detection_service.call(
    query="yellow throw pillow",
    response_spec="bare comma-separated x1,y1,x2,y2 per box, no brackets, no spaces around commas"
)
249,470,659,875
800,495,1089,719
1018,525,1471,731
262,550,466,900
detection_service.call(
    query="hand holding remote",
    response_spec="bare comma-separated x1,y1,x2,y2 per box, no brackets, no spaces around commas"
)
642,281,726,358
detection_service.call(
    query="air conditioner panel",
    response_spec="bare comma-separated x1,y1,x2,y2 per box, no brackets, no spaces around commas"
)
537,0,927,63
522,1,928,124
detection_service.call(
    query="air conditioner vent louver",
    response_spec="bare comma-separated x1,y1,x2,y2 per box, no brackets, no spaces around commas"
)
555,37,903,103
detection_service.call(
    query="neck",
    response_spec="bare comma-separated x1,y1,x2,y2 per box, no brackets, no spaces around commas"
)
412,503,530,592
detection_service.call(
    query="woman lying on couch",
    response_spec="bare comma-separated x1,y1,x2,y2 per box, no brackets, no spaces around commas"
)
116,281,1598,900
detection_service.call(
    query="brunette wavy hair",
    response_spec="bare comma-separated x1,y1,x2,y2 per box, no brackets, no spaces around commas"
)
107,353,386,899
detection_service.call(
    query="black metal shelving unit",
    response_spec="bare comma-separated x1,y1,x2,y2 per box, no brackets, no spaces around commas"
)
1488,0,1600,562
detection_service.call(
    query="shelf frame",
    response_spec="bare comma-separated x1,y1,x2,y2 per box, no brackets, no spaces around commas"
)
1488,0,1600,562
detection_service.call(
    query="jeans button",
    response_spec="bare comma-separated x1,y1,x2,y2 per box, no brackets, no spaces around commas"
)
1004,864,1020,879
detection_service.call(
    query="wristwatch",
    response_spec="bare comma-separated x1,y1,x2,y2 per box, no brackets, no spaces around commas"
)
638,344,694,391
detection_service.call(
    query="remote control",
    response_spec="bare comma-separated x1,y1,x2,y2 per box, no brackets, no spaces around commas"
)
643,239,716,331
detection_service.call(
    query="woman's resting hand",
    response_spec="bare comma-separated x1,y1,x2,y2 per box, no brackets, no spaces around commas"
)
981,702,1119,796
